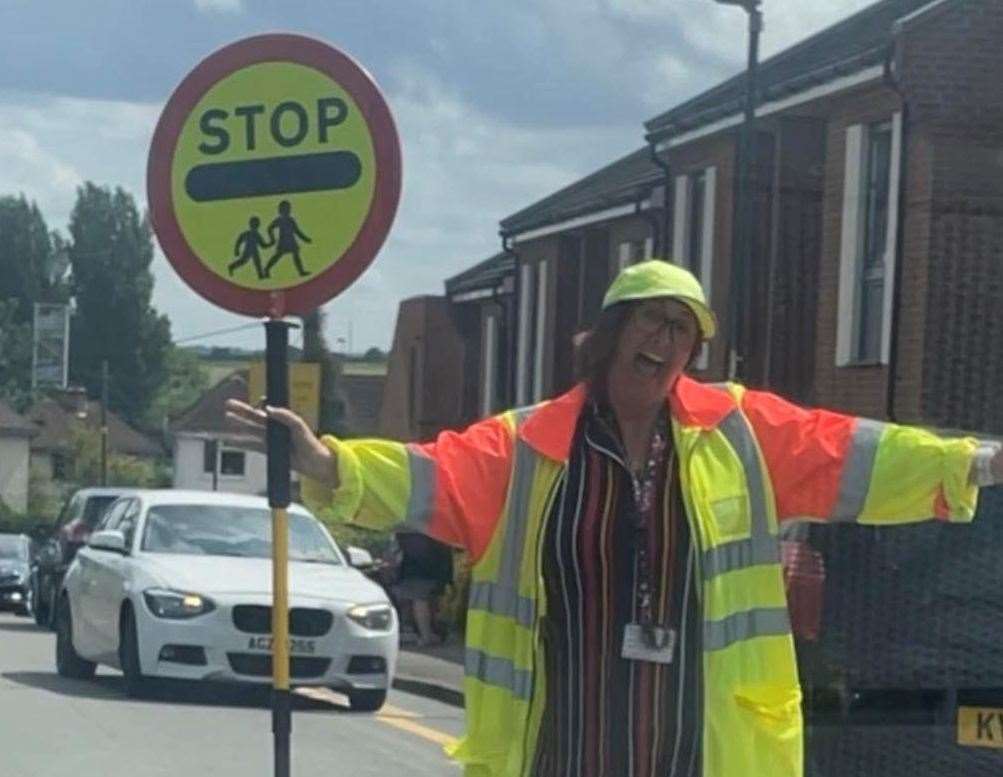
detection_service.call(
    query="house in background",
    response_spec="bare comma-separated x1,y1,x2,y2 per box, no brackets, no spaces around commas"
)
0,400,36,513
26,387,163,486
169,371,267,494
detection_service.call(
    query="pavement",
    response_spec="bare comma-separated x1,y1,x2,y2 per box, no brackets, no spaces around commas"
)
393,637,465,708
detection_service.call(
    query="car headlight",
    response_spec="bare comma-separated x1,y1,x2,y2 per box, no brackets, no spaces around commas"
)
143,588,215,619
347,603,394,632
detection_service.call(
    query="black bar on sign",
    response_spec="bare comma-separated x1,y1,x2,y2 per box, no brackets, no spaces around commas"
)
185,151,362,202
265,320,294,509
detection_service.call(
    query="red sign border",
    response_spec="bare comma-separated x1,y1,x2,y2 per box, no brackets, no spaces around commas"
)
147,33,402,317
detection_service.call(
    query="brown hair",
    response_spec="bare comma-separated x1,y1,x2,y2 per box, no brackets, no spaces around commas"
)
573,300,705,389
573,303,633,388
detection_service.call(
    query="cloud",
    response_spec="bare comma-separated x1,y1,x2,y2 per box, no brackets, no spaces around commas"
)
194,0,243,13
0,0,898,353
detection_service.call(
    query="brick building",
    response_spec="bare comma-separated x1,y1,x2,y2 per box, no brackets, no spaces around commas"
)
490,0,1003,434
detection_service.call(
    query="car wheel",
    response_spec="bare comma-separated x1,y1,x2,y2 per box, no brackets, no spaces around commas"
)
32,578,50,627
119,608,154,699
55,596,96,680
347,687,387,712
45,586,59,630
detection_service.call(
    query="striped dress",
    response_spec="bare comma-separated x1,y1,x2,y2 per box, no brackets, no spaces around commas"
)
532,400,702,777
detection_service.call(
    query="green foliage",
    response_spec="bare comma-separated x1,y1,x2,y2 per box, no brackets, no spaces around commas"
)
65,424,170,489
143,346,210,430
363,347,387,361
0,497,32,533
0,299,33,412
0,195,68,323
67,183,171,428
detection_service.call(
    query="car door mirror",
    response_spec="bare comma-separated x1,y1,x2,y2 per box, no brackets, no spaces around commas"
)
89,530,128,554
346,546,374,569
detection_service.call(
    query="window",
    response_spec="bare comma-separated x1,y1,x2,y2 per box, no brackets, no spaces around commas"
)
616,239,650,272
686,170,707,280
836,115,901,366
219,449,246,477
859,122,893,362
673,167,717,370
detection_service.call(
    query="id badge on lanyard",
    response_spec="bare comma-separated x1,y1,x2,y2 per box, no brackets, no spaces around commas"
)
622,622,677,664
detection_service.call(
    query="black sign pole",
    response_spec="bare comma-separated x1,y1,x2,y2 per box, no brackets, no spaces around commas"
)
265,318,294,777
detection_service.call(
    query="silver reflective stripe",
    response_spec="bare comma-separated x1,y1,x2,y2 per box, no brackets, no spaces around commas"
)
402,445,436,533
496,439,536,590
704,607,791,652
702,535,779,579
717,409,771,540
831,419,884,522
465,648,533,699
468,580,536,628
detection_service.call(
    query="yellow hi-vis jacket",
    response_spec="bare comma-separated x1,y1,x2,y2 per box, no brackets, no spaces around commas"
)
302,376,980,777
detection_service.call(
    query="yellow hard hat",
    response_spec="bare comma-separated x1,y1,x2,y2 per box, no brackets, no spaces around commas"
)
602,259,717,339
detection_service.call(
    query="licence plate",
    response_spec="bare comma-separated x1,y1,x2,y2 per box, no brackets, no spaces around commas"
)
957,706,1003,748
246,636,316,655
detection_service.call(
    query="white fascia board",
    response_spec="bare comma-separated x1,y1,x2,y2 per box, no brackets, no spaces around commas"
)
511,201,648,244
655,65,886,152
450,287,500,303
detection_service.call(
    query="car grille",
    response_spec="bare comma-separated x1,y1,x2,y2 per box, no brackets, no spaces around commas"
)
231,605,333,637
0,573,19,585
226,653,332,679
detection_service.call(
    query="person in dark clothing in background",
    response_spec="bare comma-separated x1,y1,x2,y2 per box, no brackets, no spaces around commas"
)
392,531,453,647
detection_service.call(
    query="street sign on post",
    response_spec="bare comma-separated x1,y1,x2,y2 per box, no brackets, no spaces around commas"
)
147,33,401,777
147,33,401,319
32,303,70,390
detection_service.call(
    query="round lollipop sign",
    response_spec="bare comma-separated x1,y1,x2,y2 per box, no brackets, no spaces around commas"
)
147,33,401,317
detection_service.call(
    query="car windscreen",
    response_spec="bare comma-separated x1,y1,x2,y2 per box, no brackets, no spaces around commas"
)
83,496,120,529
0,535,27,560
141,505,342,564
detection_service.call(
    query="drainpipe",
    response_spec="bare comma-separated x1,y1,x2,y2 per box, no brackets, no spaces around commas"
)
883,44,911,423
648,141,673,258
501,233,521,407
636,188,663,258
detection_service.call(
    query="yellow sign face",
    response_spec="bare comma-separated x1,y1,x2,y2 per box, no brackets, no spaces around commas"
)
170,62,376,291
957,706,1003,748
247,362,321,431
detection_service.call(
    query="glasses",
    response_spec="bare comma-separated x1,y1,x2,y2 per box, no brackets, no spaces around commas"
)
632,305,697,339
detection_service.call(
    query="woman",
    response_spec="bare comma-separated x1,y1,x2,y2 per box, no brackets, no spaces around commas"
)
227,260,1002,777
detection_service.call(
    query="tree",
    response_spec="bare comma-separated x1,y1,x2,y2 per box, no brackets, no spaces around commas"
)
0,195,68,324
301,308,348,435
142,346,209,431
0,299,33,411
67,183,171,427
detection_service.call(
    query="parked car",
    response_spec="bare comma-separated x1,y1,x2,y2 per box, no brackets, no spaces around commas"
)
0,533,32,616
56,490,398,711
30,487,133,628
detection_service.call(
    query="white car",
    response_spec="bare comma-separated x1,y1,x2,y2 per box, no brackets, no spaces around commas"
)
56,490,398,711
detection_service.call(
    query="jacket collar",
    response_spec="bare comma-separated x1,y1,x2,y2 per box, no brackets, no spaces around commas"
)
517,375,736,463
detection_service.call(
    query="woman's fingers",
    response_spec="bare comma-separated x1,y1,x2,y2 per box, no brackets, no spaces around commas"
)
265,405,311,436
225,398,267,425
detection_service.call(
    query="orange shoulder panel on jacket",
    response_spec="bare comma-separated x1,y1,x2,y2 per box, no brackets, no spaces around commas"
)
740,389,855,521
411,415,515,563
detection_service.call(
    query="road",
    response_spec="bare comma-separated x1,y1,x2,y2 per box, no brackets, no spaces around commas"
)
0,613,463,777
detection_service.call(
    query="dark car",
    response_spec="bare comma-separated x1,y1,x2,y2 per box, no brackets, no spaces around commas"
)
0,533,32,616
29,487,133,627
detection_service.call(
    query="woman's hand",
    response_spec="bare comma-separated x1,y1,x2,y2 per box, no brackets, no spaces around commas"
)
224,399,339,488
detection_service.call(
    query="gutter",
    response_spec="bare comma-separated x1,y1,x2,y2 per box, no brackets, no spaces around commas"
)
883,43,911,423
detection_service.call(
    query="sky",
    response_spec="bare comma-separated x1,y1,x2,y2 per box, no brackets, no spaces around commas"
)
0,0,879,353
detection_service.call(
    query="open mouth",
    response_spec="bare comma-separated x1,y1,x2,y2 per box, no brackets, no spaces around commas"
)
633,351,665,377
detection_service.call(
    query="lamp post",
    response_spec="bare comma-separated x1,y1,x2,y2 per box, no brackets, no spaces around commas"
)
715,0,762,380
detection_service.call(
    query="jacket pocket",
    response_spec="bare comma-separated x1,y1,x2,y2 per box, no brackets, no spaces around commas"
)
707,494,751,540
734,684,802,730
